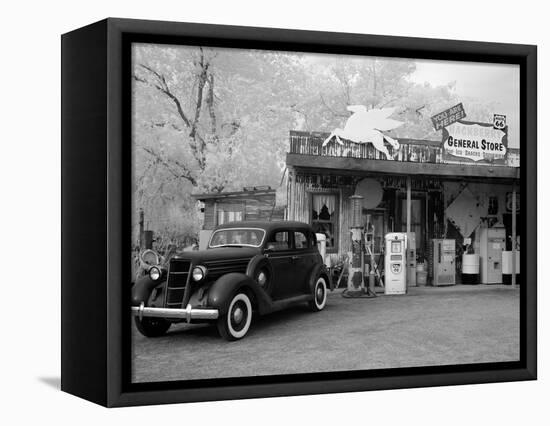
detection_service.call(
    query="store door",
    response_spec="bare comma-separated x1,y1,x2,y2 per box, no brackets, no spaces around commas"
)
398,197,426,257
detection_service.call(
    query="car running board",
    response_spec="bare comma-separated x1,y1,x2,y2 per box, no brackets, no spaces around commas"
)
270,294,313,313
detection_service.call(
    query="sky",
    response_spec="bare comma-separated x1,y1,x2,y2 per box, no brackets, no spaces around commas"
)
410,60,520,148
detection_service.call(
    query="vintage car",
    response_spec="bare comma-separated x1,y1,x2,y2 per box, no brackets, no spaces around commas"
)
131,221,332,340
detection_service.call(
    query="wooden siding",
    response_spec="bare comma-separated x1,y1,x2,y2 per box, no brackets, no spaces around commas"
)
289,130,519,168
287,168,356,255
202,194,284,230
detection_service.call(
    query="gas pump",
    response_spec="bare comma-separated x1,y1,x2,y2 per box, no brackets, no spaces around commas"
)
384,233,407,295
342,195,376,298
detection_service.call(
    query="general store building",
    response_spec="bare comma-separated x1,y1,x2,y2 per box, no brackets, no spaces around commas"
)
285,130,520,284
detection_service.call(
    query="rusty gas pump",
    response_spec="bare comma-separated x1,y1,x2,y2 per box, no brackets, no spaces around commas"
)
343,195,376,298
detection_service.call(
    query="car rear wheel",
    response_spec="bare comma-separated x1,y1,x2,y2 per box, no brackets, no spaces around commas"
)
217,292,252,341
134,316,171,337
308,276,328,312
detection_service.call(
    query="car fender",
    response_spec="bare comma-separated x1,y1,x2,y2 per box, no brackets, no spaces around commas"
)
132,275,164,305
307,262,333,294
207,272,272,315
246,254,274,295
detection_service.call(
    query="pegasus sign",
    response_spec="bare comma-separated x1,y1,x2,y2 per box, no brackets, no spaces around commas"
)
323,106,404,160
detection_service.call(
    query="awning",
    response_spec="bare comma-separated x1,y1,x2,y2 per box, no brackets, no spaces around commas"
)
286,153,519,182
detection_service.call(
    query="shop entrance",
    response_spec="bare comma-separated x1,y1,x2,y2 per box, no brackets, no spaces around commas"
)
397,194,426,259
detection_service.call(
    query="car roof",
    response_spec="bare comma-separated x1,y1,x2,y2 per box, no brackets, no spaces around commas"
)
213,220,312,232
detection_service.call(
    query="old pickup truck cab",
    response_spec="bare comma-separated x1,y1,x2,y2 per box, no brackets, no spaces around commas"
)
131,221,331,340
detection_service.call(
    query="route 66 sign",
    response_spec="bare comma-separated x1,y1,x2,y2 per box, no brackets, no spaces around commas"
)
493,114,507,130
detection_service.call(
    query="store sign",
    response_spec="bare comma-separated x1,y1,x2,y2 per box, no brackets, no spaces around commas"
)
442,120,508,164
431,103,467,131
493,114,506,130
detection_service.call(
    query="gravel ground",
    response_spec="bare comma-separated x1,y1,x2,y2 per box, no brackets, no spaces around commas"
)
131,285,519,383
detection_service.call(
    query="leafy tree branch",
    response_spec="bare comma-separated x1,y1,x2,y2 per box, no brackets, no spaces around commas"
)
141,146,198,186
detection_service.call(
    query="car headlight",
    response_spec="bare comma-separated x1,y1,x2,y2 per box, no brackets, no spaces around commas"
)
149,266,162,281
258,270,268,286
192,265,207,281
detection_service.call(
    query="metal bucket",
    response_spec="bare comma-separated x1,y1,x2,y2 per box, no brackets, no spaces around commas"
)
462,254,479,284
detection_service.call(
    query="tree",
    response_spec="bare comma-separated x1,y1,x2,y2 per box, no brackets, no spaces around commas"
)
132,44,305,245
132,44,496,247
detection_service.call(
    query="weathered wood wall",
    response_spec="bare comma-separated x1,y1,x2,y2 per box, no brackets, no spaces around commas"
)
287,168,446,257
203,194,284,230
287,168,356,255
289,130,519,167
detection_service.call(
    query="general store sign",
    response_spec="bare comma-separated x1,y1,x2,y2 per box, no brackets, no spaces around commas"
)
442,120,507,164
431,103,467,131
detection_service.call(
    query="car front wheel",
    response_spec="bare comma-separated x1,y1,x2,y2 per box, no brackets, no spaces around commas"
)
308,276,328,312
217,291,253,341
134,316,171,337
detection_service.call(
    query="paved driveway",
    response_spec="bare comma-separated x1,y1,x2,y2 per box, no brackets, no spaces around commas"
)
131,285,519,383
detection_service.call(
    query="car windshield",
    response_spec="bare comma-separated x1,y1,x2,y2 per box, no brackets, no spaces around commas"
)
209,228,265,248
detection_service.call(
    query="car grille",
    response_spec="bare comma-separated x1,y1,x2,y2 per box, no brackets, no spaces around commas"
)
164,259,191,308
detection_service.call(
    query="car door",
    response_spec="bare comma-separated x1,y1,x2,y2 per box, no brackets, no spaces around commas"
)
290,229,318,295
264,229,293,300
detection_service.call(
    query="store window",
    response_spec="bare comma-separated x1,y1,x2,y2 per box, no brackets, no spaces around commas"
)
217,209,243,225
311,194,338,252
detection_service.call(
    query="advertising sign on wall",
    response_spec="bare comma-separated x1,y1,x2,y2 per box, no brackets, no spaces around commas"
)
442,120,508,164
431,103,467,131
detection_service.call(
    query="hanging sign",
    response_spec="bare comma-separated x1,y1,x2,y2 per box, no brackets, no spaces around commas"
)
442,120,508,164
431,103,467,131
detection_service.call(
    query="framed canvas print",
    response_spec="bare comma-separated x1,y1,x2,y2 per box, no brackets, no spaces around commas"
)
61,18,537,407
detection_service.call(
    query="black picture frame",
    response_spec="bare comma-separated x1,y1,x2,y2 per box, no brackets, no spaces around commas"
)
61,18,537,407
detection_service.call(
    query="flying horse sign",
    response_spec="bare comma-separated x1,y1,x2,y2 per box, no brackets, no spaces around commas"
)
442,120,508,164
323,106,404,160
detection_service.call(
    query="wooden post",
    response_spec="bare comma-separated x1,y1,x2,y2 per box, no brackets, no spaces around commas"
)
425,193,429,252
142,230,153,250
512,187,517,288
406,176,411,234
138,209,144,249
287,167,294,221
442,188,448,238
213,201,218,226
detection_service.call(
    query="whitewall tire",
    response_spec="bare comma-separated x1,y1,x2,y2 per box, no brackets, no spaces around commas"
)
217,292,253,341
309,276,328,311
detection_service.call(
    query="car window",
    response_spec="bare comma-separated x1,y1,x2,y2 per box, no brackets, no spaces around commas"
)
209,228,265,248
266,231,291,251
294,231,310,249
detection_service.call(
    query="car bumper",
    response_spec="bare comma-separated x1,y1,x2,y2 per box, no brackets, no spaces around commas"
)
132,302,219,322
